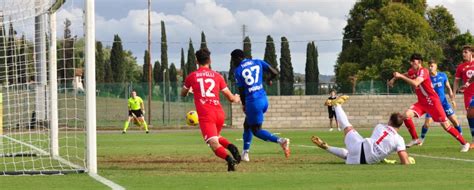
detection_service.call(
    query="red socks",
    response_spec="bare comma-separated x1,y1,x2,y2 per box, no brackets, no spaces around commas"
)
446,126,467,145
214,146,228,160
218,137,230,148
404,118,419,139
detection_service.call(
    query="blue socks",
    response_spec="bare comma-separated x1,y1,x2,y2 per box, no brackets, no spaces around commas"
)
421,125,429,139
254,129,279,143
455,125,462,134
243,128,253,151
468,118,474,138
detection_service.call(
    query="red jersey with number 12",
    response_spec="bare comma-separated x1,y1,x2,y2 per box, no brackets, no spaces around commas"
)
184,67,228,114
410,67,439,105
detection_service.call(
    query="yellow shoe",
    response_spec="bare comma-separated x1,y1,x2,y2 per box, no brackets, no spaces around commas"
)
330,95,349,105
311,136,328,150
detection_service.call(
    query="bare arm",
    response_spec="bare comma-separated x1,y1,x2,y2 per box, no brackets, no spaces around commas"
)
397,150,410,165
180,88,189,97
453,78,460,97
395,72,424,87
222,89,240,103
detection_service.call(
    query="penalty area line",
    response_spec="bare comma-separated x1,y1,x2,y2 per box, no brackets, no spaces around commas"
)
296,144,474,163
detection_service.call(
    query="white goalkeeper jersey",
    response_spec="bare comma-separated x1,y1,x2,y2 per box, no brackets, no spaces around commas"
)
363,124,406,164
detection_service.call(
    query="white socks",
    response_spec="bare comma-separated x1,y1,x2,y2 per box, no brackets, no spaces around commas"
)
327,146,348,159
334,105,352,130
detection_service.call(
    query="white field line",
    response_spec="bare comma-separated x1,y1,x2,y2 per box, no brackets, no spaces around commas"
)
295,144,474,163
89,173,126,190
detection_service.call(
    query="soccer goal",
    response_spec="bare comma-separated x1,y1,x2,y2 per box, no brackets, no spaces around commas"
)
0,0,96,175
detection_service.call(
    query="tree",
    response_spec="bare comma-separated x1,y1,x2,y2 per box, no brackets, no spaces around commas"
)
169,63,178,101
228,59,235,85
160,21,169,93
123,50,141,82
110,34,126,82
312,42,320,94
180,48,186,82
426,5,459,44
305,42,314,95
0,18,5,84
95,41,105,83
200,31,207,49
243,36,252,59
186,39,196,74
279,37,294,95
264,35,278,79
17,35,27,84
153,60,161,83
442,32,474,74
142,50,151,82
58,19,75,86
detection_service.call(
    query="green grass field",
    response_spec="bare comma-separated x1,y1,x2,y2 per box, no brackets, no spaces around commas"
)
0,127,473,190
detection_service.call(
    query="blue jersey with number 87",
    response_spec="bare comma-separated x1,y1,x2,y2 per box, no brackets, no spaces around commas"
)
234,59,269,101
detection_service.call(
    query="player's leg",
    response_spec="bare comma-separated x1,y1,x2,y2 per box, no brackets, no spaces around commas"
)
404,106,423,147
248,98,290,158
430,102,470,152
122,111,134,133
311,136,348,160
138,117,149,133
330,96,352,132
215,111,241,163
466,95,474,148
241,119,253,162
200,120,237,171
328,110,334,131
420,115,432,145
335,112,340,131
443,101,462,134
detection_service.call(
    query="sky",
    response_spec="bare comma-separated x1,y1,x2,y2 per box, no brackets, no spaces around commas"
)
58,0,474,75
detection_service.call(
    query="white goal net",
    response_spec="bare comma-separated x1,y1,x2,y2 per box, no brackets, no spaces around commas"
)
0,0,96,175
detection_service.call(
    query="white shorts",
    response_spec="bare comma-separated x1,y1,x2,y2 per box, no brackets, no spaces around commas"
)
344,129,364,164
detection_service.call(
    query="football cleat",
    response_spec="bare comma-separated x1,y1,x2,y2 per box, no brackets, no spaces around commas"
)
241,150,250,162
122,131,126,134
461,143,470,152
146,131,149,134
330,95,349,105
311,136,328,150
225,156,237,172
329,128,334,132
419,138,425,146
279,138,291,158
406,139,422,148
227,144,241,164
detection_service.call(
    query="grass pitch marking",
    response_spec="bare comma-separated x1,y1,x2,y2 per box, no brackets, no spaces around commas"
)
295,144,474,163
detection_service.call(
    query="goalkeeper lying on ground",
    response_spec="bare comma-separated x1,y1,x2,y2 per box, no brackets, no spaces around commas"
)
311,95,414,165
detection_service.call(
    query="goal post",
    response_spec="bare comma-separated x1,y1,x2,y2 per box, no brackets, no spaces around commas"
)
0,0,96,175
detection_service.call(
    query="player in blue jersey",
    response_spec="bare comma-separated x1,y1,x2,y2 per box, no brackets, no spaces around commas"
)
231,49,290,162
418,60,462,146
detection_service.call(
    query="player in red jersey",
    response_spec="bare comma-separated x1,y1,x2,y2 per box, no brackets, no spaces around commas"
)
388,53,470,152
180,48,242,171
452,45,474,149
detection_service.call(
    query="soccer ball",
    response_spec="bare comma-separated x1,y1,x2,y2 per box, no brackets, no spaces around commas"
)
186,111,199,126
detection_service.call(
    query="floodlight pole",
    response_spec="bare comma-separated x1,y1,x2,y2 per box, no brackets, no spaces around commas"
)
147,0,152,125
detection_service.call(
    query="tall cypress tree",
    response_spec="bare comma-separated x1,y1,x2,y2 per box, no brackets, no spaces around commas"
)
17,35,26,84
180,48,186,82
110,34,126,82
153,60,161,83
279,37,294,95
200,31,207,49
305,42,315,95
95,41,105,83
243,36,252,59
104,55,114,83
160,21,169,93
186,39,196,74
312,42,319,94
264,35,278,95
169,63,178,101
58,19,75,86
0,17,5,84
142,50,151,82
228,59,235,84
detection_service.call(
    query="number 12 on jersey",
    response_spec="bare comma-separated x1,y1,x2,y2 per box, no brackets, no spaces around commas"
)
197,78,216,97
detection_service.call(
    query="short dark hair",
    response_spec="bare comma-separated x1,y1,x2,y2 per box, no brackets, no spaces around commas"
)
462,45,473,52
196,48,211,65
389,112,405,128
410,53,423,62
231,49,245,59
428,59,437,65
